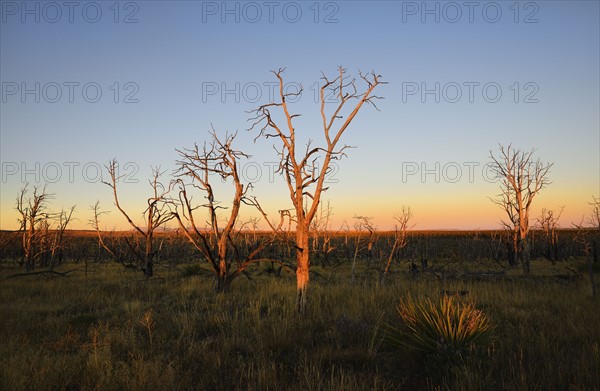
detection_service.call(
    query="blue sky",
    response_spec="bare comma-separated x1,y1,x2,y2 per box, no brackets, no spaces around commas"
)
1,0,598,230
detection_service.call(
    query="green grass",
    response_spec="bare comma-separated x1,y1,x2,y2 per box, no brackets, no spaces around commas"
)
0,261,599,390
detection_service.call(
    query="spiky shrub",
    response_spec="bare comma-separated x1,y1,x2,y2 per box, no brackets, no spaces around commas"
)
388,295,492,367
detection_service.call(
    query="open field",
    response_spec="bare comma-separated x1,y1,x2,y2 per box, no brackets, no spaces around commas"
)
1,253,599,390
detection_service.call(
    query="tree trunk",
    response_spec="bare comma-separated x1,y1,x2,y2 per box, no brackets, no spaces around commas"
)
144,260,153,277
216,259,229,293
143,234,154,277
296,225,310,313
520,238,530,275
351,244,359,283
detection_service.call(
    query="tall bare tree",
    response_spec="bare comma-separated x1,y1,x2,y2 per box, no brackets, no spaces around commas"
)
489,144,552,273
249,67,385,312
170,130,288,292
103,160,174,277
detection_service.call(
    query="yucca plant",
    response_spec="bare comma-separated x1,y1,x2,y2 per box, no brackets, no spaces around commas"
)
387,294,492,366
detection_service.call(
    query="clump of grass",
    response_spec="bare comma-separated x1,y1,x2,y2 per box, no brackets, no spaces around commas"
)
180,264,204,277
387,294,492,369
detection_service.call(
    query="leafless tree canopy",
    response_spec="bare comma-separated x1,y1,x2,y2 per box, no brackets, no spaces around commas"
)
170,130,289,291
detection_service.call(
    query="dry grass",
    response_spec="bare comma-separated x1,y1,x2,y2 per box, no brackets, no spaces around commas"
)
0,260,599,390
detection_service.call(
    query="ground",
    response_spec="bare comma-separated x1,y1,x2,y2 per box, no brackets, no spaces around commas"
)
0,260,598,390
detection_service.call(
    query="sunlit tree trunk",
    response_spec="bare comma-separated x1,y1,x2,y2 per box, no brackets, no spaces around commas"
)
295,223,310,312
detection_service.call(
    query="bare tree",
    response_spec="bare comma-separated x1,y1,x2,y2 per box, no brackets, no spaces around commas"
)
102,160,174,277
572,195,600,297
170,130,288,292
249,67,385,312
536,206,564,262
489,145,553,273
588,196,600,265
384,206,413,276
90,202,126,264
46,206,76,269
16,185,51,271
351,215,376,282
15,185,75,271
310,201,336,266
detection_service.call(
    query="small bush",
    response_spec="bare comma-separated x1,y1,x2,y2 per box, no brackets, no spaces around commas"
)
387,294,492,368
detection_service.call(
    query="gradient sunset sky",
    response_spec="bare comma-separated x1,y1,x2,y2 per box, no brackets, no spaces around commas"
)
1,0,598,231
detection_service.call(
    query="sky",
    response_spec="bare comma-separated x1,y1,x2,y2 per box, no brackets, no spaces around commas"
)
1,0,599,231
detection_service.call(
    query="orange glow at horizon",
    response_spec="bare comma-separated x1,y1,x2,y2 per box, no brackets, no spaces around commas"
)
0,185,596,232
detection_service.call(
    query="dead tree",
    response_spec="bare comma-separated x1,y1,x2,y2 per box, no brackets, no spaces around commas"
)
16,185,51,271
44,206,75,269
15,186,75,271
536,206,564,262
384,206,413,276
89,201,130,267
102,160,173,277
489,145,552,273
351,215,376,282
170,130,288,292
572,196,600,297
588,196,600,265
310,201,336,266
249,67,385,312
573,220,597,297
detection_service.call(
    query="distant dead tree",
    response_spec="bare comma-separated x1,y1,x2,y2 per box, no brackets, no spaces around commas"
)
588,196,600,265
249,67,385,312
45,206,76,269
351,215,376,282
16,185,50,271
572,197,600,297
489,144,553,273
15,185,75,271
536,206,564,262
170,130,289,292
89,201,130,267
384,206,413,276
102,160,174,277
310,201,337,266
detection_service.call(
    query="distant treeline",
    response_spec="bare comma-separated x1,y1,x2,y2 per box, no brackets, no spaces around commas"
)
0,228,595,270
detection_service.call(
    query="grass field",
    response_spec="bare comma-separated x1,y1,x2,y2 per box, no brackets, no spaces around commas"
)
1,260,599,390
